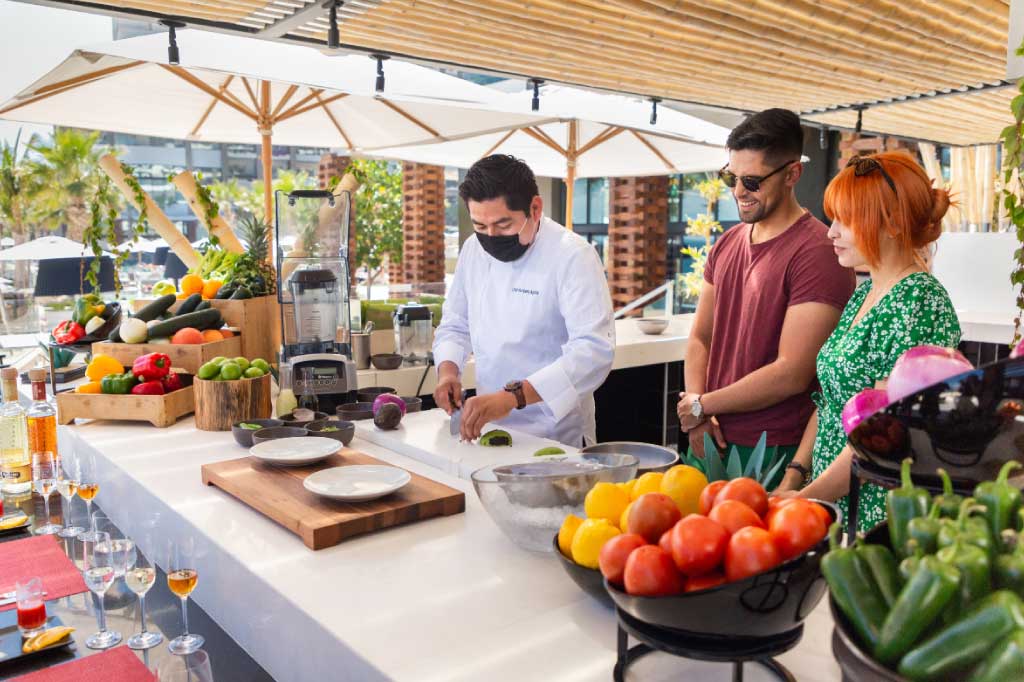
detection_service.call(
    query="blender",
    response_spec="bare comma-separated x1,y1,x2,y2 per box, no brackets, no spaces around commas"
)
393,303,433,366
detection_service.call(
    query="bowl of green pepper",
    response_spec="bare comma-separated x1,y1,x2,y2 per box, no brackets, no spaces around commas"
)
232,418,285,447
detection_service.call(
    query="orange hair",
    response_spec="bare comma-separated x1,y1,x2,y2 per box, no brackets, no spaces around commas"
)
823,150,951,268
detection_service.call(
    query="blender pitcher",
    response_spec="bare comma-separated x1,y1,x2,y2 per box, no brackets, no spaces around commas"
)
289,268,339,348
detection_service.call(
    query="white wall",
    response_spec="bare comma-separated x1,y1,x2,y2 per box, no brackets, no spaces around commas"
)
931,232,1017,315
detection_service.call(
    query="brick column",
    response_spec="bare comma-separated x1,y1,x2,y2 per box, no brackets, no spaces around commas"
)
399,162,446,290
317,153,355,281
607,176,668,314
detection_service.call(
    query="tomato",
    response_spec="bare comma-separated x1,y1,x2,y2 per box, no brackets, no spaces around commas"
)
658,529,673,554
684,571,727,593
599,533,647,586
669,514,729,576
764,497,798,527
626,493,682,544
768,499,828,560
714,477,769,517
708,500,765,535
624,545,683,596
698,480,728,516
725,527,781,582
806,501,833,529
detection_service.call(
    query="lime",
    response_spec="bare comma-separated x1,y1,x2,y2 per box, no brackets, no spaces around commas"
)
197,361,221,380
250,358,270,372
244,367,264,379
209,356,227,367
232,357,250,372
219,362,242,381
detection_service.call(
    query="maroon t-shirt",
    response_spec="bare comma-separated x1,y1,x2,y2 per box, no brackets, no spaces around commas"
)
702,212,855,446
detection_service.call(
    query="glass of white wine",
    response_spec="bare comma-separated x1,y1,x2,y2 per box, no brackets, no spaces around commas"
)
56,454,81,538
167,537,203,655
31,451,61,535
77,451,100,542
83,531,122,650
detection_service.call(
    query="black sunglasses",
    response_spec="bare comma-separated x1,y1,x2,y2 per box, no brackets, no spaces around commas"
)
847,155,897,194
718,160,796,192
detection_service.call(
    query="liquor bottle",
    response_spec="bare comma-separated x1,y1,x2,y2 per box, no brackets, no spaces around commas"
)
0,367,30,495
26,369,57,458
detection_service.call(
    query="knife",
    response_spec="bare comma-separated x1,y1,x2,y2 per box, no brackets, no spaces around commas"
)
449,389,467,438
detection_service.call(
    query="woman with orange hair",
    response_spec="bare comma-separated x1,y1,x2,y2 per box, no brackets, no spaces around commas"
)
774,150,960,530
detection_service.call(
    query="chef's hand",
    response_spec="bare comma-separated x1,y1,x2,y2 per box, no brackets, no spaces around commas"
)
677,392,704,431
434,363,463,415
687,417,725,459
461,391,516,442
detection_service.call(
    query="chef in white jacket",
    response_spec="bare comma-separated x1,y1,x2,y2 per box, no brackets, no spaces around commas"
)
433,155,615,446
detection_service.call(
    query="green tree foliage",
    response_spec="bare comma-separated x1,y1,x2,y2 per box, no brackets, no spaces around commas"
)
350,159,402,297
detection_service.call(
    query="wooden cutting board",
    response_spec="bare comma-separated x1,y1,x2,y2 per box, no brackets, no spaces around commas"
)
201,448,465,550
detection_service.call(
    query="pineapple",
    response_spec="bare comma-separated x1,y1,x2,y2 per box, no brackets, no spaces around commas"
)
232,214,277,296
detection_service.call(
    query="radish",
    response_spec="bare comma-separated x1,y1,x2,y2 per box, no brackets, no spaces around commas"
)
842,389,890,435
886,345,973,403
372,393,406,417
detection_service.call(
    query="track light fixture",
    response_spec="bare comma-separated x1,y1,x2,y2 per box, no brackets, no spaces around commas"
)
326,1,342,49
649,97,661,125
530,78,544,112
160,20,185,65
371,54,389,94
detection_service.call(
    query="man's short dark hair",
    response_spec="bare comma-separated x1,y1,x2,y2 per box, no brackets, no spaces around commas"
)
459,154,539,214
726,109,803,165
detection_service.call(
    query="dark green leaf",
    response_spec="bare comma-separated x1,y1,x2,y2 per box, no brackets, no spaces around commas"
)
743,431,768,478
726,446,743,479
703,433,727,482
1013,95,1024,124
761,452,790,489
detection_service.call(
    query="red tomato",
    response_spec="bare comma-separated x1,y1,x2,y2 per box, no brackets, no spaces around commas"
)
764,497,798,527
626,493,682,544
669,514,729,576
624,545,684,596
714,477,769,517
658,529,673,554
806,501,833,529
684,571,727,593
725,527,781,582
768,499,828,560
699,480,728,516
708,500,765,535
599,533,647,586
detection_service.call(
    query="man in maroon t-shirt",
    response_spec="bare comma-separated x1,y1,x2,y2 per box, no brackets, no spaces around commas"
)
677,109,855,483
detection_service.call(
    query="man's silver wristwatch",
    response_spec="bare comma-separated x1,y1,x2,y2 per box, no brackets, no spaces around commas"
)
690,395,704,421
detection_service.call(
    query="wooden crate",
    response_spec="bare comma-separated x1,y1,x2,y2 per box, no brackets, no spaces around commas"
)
92,336,241,375
56,381,195,428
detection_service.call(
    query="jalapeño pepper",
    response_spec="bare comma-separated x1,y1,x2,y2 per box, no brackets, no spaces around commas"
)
996,530,1024,598
898,591,1024,681
888,458,931,560
936,532,991,621
906,501,943,556
100,371,137,395
975,460,1023,540
855,536,903,608
820,523,888,652
938,497,995,559
968,628,1024,682
875,555,960,665
899,540,926,582
935,467,964,519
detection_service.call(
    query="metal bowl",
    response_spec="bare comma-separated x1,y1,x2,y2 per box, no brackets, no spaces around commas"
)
306,419,355,446
470,453,638,553
356,386,397,403
636,318,669,335
231,418,284,448
580,441,679,473
371,354,403,370
252,426,309,445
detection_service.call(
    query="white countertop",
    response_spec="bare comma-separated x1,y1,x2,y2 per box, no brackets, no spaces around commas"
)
955,309,1017,346
60,415,842,682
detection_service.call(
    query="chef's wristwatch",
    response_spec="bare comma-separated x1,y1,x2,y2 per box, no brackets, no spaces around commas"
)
504,381,527,410
690,395,705,421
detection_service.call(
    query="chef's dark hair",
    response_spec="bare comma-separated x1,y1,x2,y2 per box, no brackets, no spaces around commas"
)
459,154,539,214
726,108,803,165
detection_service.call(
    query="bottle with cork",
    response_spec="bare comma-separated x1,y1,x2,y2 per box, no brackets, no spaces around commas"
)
25,368,56,460
0,366,29,495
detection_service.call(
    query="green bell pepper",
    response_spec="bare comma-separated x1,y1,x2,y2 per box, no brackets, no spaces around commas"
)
72,297,97,326
100,371,138,395
876,555,960,665
898,590,1024,681
935,467,964,519
995,530,1024,599
906,501,943,556
820,523,889,652
887,458,931,560
855,537,903,608
975,461,1023,541
968,628,1024,682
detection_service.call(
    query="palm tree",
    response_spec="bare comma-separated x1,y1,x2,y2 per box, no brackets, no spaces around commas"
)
0,131,40,288
27,128,110,242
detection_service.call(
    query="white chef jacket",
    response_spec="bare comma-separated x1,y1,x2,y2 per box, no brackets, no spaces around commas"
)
433,216,615,446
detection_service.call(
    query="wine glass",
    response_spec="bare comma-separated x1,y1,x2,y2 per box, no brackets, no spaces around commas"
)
154,649,213,682
127,514,163,650
56,454,82,538
167,537,204,655
77,452,100,542
31,451,61,535
83,531,122,650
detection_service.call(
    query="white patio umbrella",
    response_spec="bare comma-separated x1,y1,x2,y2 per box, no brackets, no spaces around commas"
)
367,85,731,228
0,236,112,261
0,30,549,220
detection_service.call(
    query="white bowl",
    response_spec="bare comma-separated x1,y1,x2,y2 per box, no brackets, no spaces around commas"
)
636,318,670,335
303,465,411,501
249,437,341,466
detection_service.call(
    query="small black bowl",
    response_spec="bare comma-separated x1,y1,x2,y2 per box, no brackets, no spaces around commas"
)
306,419,355,446
252,426,309,445
552,535,613,608
279,411,328,428
232,418,284,447
337,402,374,421
400,396,422,413
604,500,840,639
370,354,403,370
356,387,397,403
79,302,123,344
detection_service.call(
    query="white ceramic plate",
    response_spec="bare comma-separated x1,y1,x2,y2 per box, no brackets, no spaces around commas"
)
249,437,341,467
303,465,412,502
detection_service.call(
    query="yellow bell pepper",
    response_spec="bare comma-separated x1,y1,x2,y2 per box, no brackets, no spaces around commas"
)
85,354,123,382
76,381,103,394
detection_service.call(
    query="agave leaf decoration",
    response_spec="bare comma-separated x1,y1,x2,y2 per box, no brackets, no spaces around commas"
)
688,431,785,487
725,446,743,480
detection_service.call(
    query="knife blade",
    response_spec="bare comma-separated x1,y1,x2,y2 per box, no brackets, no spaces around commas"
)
449,389,467,438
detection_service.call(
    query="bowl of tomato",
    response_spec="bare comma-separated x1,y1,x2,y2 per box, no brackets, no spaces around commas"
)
604,498,839,639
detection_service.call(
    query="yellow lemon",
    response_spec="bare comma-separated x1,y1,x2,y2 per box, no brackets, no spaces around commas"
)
617,479,637,498
571,518,621,569
619,501,634,533
660,464,708,516
631,472,665,501
558,514,584,557
584,481,630,524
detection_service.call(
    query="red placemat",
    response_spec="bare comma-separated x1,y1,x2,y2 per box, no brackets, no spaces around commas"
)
9,645,155,682
0,536,86,612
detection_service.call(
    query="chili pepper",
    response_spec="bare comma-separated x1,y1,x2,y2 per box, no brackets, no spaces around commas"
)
967,628,1024,682
939,497,995,559
887,457,931,560
162,372,183,392
820,523,888,652
995,531,1024,599
899,540,926,582
936,518,992,622
855,536,903,608
875,554,960,665
906,501,943,556
975,461,1023,541
130,380,165,396
935,467,964,519
71,298,97,326
897,590,1024,681
100,371,137,395
131,353,171,382
52,320,85,345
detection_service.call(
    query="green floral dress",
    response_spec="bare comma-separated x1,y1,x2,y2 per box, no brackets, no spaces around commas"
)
811,272,961,531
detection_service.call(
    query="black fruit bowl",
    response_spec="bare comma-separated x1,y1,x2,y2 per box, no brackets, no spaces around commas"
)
357,386,397,403
232,418,284,447
552,535,613,608
252,426,309,445
338,402,374,421
279,411,328,428
306,419,355,446
370,354,403,370
54,302,123,348
604,500,840,639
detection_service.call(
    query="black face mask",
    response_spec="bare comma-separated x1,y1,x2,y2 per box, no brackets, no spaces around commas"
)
476,216,534,263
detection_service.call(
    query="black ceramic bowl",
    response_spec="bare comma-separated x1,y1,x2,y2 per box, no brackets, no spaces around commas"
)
604,500,840,639
252,426,309,445
400,396,423,413
306,419,355,446
552,535,613,608
279,411,328,428
79,302,123,344
356,387,397,403
337,402,374,421
232,418,284,448
370,354,403,370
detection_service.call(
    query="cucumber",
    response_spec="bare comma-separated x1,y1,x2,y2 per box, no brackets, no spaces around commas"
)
197,312,223,331
133,294,177,322
230,286,252,300
146,309,222,339
215,285,235,300
177,293,202,315
195,300,211,312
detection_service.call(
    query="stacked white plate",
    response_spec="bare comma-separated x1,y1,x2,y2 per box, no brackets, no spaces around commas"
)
303,466,411,502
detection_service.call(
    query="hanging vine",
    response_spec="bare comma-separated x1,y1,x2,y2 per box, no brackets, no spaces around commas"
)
1001,40,1024,345
82,163,147,298
193,172,221,247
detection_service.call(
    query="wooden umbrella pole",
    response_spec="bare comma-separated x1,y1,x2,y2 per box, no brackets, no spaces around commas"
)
260,80,274,231
171,171,246,254
98,154,199,269
565,120,578,231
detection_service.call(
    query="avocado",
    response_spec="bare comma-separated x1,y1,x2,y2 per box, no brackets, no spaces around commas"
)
533,446,566,457
480,429,512,447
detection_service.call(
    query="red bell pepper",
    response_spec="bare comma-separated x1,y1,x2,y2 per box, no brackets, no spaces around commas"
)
130,380,165,396
52,320,85,345
132,353,171,382
162,372,183,392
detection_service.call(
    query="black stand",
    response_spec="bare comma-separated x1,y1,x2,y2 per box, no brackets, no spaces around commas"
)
613,609,799,682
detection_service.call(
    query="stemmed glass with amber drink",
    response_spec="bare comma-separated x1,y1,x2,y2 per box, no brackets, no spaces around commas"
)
166,537,203,655
56,451,82,539
31,451,61,535
77,451,101,542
